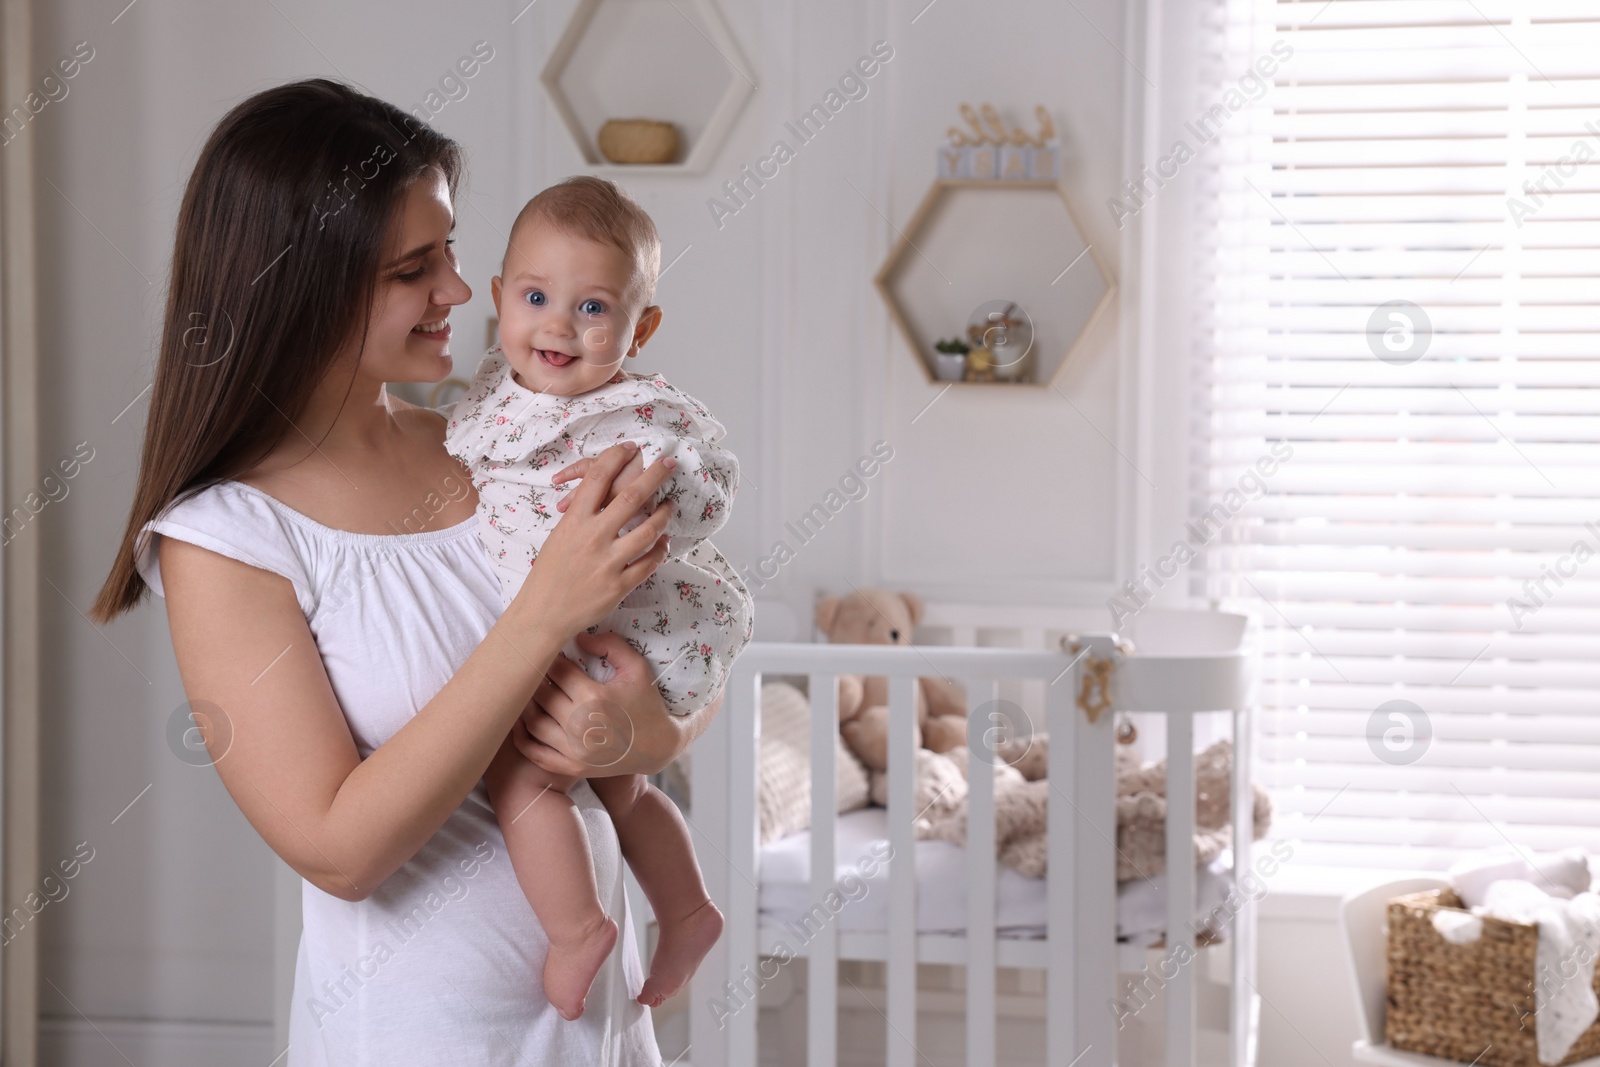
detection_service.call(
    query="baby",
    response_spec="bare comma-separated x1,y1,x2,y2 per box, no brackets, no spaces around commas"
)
446,176,753,1020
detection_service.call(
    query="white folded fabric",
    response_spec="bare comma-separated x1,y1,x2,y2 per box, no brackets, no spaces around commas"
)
1474,881,1600,1065
1431,909,1483,945
1449,846,1592,908
1445,848,1600,1065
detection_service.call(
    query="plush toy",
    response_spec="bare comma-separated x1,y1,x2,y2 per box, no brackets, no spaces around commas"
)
1113,739,1272,882
870,741,1049,876
814,589,969,772
814,588,1273,883
873,735,1270,883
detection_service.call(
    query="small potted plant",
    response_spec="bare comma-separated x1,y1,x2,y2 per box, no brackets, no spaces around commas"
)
932,337,969,381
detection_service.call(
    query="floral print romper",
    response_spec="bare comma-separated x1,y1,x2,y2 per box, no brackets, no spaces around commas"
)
445,346,754,714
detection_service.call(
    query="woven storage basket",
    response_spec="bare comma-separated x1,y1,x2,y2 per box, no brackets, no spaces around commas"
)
1387,888,1600,1067
596,119,679,165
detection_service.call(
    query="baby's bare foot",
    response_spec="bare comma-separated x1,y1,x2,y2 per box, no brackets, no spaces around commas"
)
637,899,725,1008
545,914,619,1021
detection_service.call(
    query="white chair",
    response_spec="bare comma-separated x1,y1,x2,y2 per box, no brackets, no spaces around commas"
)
1338,877,1600,1067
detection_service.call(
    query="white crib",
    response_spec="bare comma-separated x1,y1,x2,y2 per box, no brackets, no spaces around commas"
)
675,603,1261,1067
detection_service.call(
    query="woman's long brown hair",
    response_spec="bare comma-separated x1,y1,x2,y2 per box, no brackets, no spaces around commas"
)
91,79,462,622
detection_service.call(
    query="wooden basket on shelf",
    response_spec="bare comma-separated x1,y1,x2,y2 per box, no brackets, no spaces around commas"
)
597,119,678,164
1387,888,1600,1067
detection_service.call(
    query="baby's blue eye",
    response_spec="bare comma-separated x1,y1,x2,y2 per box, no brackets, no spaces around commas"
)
581,299,605,316
524,290,545,306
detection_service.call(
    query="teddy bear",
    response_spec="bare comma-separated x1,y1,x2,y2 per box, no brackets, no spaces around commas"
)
814,589,970,772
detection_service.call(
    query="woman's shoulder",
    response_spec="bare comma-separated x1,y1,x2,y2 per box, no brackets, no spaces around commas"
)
135,481,318,612
152,479,293,533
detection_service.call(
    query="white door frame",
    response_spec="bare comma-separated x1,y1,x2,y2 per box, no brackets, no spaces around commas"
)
1,0,43,1060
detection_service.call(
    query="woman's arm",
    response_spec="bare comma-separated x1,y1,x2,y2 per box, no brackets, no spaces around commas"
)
162,443,674,902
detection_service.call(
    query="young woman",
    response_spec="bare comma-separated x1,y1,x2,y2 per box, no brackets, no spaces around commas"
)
91,79,718,1066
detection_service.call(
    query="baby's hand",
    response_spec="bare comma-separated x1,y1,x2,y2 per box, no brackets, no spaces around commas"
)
553,446,650,516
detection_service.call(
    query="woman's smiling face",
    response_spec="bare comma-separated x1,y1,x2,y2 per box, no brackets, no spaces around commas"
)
357,167,471,384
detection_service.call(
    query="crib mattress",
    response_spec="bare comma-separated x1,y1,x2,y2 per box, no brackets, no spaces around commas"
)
758,807,1233,944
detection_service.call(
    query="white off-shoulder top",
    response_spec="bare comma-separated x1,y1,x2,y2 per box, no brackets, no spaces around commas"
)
136,477,660,1066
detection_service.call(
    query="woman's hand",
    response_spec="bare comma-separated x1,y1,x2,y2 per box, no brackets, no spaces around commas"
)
512,632,704,778
504,442,675,641
551,449,646,515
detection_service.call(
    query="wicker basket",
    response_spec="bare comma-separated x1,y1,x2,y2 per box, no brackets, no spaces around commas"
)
1387,888,1600,1067
596,119,679,165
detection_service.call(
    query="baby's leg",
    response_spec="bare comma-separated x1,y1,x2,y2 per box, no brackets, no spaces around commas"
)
590,773,724,1007
485,735,618,1020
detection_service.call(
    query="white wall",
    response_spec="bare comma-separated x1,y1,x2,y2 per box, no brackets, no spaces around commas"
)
25,0,1356,1062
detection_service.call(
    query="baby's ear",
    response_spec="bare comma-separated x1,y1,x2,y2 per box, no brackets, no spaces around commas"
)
630,305,663,356
490,275,503,312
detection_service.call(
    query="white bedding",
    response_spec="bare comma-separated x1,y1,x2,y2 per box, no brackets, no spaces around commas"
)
758,808,1233,945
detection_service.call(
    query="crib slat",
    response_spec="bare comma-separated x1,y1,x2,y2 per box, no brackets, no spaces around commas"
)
966,678,998,1067
887,675,918,1067
1166,712,1196,1067
1047,661,1072,1067
1231,704,1260,1067
1020,626,1047,768
727,667,762,1066
808,674,840,1067
1057,642,1116,1067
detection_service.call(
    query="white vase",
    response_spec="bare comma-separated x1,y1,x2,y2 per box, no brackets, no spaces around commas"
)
933,352,967,381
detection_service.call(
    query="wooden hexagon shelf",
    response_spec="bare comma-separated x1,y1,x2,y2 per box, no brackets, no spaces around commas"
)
874,179,1116,388
540,0,756,174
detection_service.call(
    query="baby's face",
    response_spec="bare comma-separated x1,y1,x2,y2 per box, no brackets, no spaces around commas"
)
490,219,657,397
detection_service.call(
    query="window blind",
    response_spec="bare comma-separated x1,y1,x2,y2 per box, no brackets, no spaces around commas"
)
1191,0,1600,868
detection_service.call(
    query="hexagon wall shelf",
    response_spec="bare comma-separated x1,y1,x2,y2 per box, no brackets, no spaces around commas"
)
874,179,1116,389
540,0,755,174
